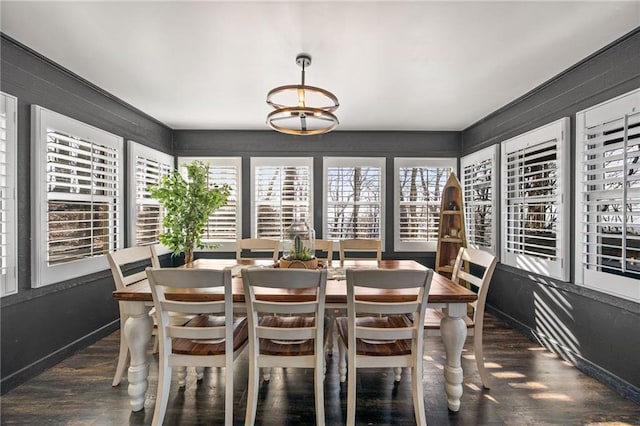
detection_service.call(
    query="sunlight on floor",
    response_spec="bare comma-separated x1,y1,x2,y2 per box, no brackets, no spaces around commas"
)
529,392,573,402
508,381,548,390
491,371,526,379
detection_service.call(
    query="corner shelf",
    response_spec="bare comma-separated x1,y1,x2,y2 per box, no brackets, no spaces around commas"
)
435,173,467,278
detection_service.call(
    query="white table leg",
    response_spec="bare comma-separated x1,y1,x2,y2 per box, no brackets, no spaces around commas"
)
122,302,153,412
440,303,468,412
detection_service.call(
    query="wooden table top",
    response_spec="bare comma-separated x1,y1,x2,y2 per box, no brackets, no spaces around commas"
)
112,258,477,304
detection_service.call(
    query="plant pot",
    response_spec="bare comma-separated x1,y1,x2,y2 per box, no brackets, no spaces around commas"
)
279,258,318,269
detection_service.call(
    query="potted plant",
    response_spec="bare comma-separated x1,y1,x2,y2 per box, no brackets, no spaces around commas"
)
280,222,318,269
149,160,230,264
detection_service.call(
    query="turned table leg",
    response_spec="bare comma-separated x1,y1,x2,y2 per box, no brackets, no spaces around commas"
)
440,303,468,412
122,302,153,412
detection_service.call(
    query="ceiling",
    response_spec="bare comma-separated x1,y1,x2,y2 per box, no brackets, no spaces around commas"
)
1,1,639,131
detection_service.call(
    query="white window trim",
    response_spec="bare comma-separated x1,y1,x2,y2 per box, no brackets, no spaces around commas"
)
394,157,457,252
575,88,640,302
1,92,18,297
31,106,124,287
323,156,386,248
460,145,499,256
251,157,313,240
128,141,174,253
500,117,570,281
178,156,242,252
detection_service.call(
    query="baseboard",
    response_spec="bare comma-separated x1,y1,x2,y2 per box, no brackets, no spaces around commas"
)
0,319,119,395
486,305,640,405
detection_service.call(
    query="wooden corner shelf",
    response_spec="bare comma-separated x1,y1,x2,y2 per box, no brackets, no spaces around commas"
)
435,173,467,278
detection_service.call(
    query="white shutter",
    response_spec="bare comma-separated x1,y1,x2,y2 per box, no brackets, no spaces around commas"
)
324,157,385,241
576,88,640,302
32,106,124,287
501,118,569,281
461,146,498,255
252,158,312,240
0,92,17,297
179,157,242,250
128,141,174,247
394,158,456,251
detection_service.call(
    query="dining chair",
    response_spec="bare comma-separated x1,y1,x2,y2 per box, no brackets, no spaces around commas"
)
313,239,334,263
241,267,328,426
339,239,382,261
424,246,497,388
236,238,280,262
107,245,160,387
146,267,249,426
337,268,434,426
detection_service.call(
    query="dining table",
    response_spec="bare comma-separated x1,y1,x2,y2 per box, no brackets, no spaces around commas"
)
112,258,477,413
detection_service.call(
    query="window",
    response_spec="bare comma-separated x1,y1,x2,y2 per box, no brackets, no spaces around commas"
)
501,118,570,281
1,92,17,297
179,157,241,251
575,88,640,302
324,157,385,242
128,141,174,248
251,157,311,240
461,146,499,255
394,158,456,251
31,106,124,287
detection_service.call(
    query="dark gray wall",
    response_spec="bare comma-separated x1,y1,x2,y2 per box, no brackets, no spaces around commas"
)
174,129,461,263
462,28,640,402
0,35,174,392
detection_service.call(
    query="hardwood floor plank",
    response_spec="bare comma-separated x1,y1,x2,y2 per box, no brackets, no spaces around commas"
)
2,314,638,425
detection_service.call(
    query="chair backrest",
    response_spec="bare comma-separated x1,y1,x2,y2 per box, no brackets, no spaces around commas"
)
146,267,235,358
339,239,382,261
236,238,280,262
107,245,160,290
313,239,334,263
241,268,327,354
451,247,497,322
345,269,433,345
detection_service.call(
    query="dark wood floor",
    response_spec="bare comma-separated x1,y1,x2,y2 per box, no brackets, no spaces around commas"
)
2,314,638,425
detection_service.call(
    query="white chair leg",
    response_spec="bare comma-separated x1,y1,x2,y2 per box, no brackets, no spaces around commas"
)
326,309,335,356
177,366,187,388
112,323,130,387
224,364,233,426
245,356,259,426
411,364,427,426
338,338,347,383
346,348,356,426
195,366,204,381
474,326,491,389
152,334,159,354
315,356,326,426
152,362,172,426
262,367,271,381
393,367,402,382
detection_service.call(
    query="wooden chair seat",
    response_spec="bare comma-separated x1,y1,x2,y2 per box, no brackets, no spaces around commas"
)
172,316,249,356
336,316,413,356
423,308,474,329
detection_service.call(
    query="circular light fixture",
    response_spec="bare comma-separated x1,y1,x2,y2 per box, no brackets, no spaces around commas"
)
266,54,339,136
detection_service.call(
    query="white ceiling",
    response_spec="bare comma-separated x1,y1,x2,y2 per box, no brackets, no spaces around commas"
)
1,1,639,131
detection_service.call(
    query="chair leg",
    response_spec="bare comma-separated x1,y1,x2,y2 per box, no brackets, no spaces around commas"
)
152,362,172,426
152,334,159,354
393,367,402,382
177,366,187,388
262,367,271,381
326,309,335,356
315,356,326,426
474,326,491,389
245,355,259,426
195,366,204,381
112,324,130,387
411,363,427,426
224,363,233,426
346,348,356,426
338,338,347,383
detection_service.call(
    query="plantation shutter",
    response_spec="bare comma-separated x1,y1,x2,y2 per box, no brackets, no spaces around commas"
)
203,162,240,243
130,142,173,246
501,118,569,281
461,146,498,254
325,158,384,240
0,93,17,297
253,158,312,239
47,131,121,265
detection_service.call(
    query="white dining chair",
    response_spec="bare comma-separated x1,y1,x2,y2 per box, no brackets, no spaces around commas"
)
241,267,328,426
424,246,497,388
339,239,382,261
146,267,249,426
236,238,280,262
337,268,433,426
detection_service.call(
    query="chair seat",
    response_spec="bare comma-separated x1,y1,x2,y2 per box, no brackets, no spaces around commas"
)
258,316,317,356
172,316,249,356
336,316,413,356
423,308,474,329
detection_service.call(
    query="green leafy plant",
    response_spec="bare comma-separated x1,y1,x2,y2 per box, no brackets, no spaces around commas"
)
286,235,314,261
148,160,230,264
